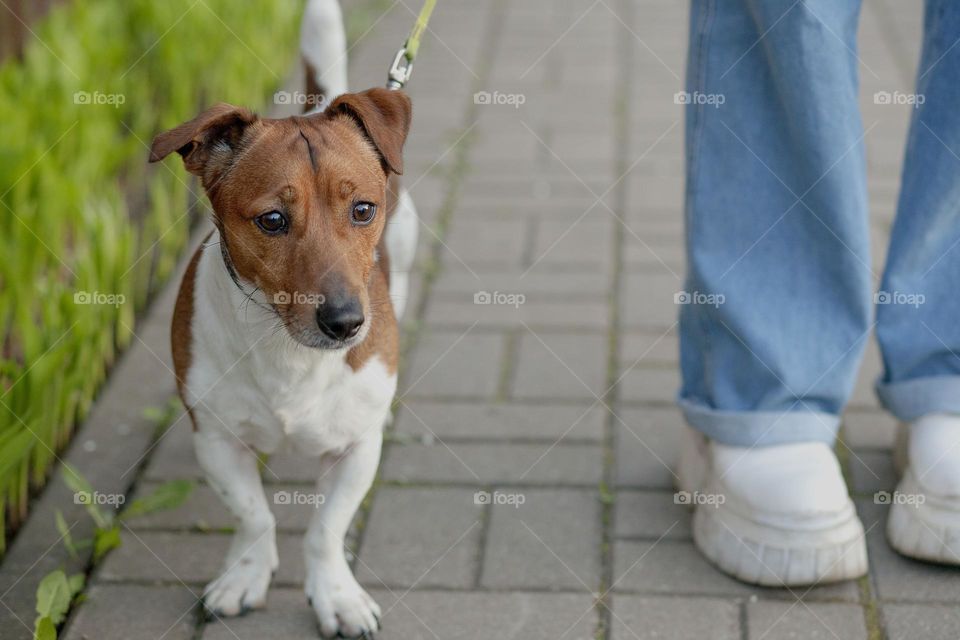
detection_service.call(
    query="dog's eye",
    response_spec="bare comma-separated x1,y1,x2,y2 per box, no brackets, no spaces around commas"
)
255,210,288,235
351,202,376,226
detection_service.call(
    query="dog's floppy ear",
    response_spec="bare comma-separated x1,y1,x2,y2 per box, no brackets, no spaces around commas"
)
327,88,412,175
149,103,258,180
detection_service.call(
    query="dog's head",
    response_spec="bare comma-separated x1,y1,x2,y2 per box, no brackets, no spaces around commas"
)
151,89,411,349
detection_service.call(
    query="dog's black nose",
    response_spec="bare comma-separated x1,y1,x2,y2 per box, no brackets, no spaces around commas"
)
316,300,364,341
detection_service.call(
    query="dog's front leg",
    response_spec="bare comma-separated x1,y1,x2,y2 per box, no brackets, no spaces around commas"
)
305,432,382,638
194,426,278,617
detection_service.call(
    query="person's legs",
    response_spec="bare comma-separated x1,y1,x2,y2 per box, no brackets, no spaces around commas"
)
876,0,960,419
676,0,869,586
877,0,960,565
681,0,872,447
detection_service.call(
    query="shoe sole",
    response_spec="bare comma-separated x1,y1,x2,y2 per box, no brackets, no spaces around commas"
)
887,468,960,565
693,499,868,586
679,427,868,587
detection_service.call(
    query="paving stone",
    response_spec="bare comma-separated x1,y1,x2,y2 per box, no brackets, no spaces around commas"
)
617,366,680,405
201,589,316,640
403,330,505,399
612,541,859,602
619,331,679,368
97,531,305,586
858,500,960,603
612,540,753,597
841,410,897,450
382,442,602,485
611,595,740,640
126,481,327,532
433,268,610,298
356,487,482,589
443,218,527,267
424,297,609,330
884,604,960,640
620,272,685,329
481,489,600,590
143,423,198,481
532,217,615,270
614,490,691,540
63,584,197,640
369,589,597,640
624,235,685,271
512,331,608,400
850,340,883,410
848,450,897,495
393,400,605,441
614,407,684,489
747,601,867,640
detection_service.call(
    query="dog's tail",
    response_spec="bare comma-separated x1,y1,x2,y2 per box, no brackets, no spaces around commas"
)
300,0,348,111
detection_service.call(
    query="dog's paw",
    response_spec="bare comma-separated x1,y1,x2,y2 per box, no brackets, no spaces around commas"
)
306,562,381,638
203,553,276,618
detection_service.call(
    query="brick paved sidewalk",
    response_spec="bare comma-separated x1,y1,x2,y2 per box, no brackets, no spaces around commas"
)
2,1,958,639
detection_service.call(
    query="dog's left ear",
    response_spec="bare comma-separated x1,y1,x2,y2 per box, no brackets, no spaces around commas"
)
328,89,412,175
149,103,258,183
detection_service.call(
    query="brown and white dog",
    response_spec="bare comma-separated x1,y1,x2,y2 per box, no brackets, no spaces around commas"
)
149,1,418,636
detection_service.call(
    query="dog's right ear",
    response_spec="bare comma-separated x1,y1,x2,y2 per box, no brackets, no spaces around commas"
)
149,103,258,181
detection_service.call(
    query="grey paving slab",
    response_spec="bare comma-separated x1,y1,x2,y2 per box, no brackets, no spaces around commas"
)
532,218,616,270
610,595,741,640
619,330,679,368
617,366,680,405
393,400,605,442
884,604,960,640
382,441,603,486
512,331,609,401
442,218,528,267
432,268,610,299
200,589,316,640
424,297,610,331
126,481,328,532
481,489,601,590
614,490,691,540
369,589,597,640
842,410,898,450
614,407,684,489
620,272,685,330
402,330,506,400
747,601,868,640
356,487,482,589
96,531,305,586
143,423,198,481
612,541,860,602
63,584,197,640
848,450,897,495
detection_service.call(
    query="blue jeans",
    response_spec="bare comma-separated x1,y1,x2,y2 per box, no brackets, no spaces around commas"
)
680,0,960,447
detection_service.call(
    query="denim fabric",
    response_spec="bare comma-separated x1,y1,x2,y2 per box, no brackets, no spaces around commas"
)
679,0,960,446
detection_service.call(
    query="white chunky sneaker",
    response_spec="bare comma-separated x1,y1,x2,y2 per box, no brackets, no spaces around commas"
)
888,413,960,565
677,427,868,586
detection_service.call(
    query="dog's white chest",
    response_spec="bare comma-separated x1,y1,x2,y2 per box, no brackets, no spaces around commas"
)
184,246,396,457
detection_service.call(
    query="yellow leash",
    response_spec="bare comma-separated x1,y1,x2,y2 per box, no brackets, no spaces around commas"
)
386,0,438,90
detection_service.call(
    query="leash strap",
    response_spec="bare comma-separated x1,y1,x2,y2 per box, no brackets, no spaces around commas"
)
386,0,438,90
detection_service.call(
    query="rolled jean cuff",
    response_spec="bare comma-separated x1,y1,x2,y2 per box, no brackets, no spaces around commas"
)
678,397,840,447
876,375,960,422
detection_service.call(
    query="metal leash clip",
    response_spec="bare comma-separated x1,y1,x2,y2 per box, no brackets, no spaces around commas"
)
386,48,413,90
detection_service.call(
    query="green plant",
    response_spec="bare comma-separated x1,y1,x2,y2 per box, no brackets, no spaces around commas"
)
33,569,85,640
0,0,303,553
37,465,193,638
61,464,193,562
